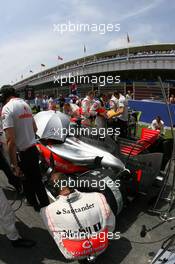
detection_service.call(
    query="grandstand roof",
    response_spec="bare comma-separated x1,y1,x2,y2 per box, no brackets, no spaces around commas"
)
94,43,175,57
14,43,175,87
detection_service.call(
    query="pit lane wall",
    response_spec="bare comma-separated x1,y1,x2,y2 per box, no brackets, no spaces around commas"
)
128,100,175,126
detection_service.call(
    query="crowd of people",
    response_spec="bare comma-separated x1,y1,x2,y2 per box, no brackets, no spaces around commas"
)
32,94,57,112
62,90,130,138
0,85,168,262
28,90,131,138
30,89,167,139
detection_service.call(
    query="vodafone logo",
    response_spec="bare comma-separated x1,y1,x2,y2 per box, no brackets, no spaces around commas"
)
82,240,93,249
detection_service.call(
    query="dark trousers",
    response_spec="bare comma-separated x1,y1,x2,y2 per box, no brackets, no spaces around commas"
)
108,118,128,138
36,106,40,113
19,146,49,208
0,148,20,188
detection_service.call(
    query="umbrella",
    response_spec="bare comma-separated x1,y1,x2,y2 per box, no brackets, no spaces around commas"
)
34,110,70,142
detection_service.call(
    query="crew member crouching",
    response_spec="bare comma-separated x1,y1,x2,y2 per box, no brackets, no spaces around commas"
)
41,173,115,261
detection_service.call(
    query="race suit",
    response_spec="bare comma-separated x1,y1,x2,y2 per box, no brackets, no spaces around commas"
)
109,95,118,112
81,96,94,126
108,94,128,137
109,94,128,121
90,100,107,128
41,190,115,260
63,103,81,118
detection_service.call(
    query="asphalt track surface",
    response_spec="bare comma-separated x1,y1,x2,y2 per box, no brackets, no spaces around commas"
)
0,163,175,264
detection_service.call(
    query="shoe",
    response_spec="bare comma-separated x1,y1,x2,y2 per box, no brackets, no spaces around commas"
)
11,238,36,248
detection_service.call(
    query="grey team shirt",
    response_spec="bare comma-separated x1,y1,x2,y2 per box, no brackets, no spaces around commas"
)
1,98,36,151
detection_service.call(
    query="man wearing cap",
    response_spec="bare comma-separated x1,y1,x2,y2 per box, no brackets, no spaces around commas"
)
0,85,49,211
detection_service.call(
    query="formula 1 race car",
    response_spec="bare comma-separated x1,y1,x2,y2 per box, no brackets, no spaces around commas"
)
34,111,173,217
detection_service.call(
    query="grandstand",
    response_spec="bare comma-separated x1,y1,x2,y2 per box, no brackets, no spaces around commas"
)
14,43,175,100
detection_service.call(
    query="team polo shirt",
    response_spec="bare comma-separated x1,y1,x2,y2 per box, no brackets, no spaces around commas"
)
41,190,115,259
1,98,36,151
110,95,128,121
118,95,128,122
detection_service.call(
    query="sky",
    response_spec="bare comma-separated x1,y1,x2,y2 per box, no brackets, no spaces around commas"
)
0,0,175,86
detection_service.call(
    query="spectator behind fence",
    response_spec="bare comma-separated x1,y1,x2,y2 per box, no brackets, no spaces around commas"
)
34,94,42,113
125,90,133,100
42,95,48,110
